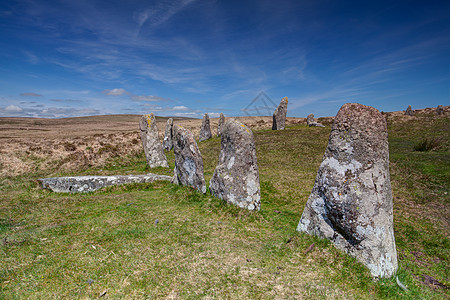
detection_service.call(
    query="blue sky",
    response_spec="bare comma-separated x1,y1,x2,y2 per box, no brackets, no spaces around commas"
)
0,0,449,118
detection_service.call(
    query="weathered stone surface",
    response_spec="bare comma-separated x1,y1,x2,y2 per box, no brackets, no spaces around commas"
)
199,113,212,142
405,105,414,116
139,113,169,168
272,97,288,130
210,120,261,210
306,113,325,127
436,105,444,115
297,103,398,278
39,174,172,193
218,113,225,136
163,118,173,151
172,125,206,193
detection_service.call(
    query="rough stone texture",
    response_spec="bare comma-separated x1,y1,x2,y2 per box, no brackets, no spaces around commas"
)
436,105,444,115
172,125,206,193
297,103,398,278
39,174,172,193
199,113,212,142
405,105,414,116
210,120,261,210
306,113,325,127
272,97,288,130
139,113,169,168
218,113,225,136
163,118,174,151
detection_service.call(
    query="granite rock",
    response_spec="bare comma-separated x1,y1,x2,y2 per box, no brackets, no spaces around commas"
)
272,97,288,130
306,113,325,127
297,103,398,278
199,113,212,142
405,105,414,116
139,113,169,168
163,118,174,151
172,125,206,193
210,119,261,210
218,113,225,136
436,105,444,115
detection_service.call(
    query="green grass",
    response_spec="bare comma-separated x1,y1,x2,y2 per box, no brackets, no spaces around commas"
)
0,116,449,299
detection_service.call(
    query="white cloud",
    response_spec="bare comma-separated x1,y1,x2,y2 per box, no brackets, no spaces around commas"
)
131,95,169,102
207,112,221,118
102,88,128,96
172,105,189,110
20,92,42,97
5,105,23,112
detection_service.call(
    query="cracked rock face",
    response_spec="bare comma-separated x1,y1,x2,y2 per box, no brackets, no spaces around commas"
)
218,113,225,136
272,97,288,130
172,125,206,193
163,118,173,151
297,103,398,278
39,174,172,193
306,113,325,127
210,119,261,210
139,113,169,168
405,105,414,116
199,113,212,142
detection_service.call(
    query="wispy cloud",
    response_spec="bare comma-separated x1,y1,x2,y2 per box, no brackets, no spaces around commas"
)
20,92,42,97
102,88,129,96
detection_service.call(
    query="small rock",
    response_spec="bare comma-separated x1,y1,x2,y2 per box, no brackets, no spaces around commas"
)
436,105,444,115
306,113,325,127
405,105,414,116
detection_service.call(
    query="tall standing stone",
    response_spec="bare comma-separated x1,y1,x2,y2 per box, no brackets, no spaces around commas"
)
139,113,169,168
163,118,174,151
306,113,325,127
199,113,212,142
297,103,398,278
405,105,414,116
172,125,206,193
436,105,444,115
218,113,225,136
210,120,261,210
272,97,288,130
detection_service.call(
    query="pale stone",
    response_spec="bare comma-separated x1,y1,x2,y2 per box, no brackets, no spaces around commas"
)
218,113,225,136
306,113,325,127
297,103,398,278
39,174,172,193
172,125,206,193
405,105,414,116
139,113,169,168
210,120,261,210
163,118,173,151
199,113,212,142
272,97,288,130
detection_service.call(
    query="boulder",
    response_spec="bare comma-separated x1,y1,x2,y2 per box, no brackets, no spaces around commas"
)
405,105,414,116
39,174,172,193
297,103,398,278
139,113,169,168
210,120,261,210
436,105,444,115
172,125,206,193
163,118,174,151
218,113,225,136
199,113,212,142
272,97,288,130
306,113,325,127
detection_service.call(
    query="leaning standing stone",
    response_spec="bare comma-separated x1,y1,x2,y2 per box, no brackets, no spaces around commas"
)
297,103,398,278
405,105,414,116
163,118,173,151
218,113,225,136
172,125,206,193
306,113,325,127
272,97,288,130
139,113,169,168
436,105,444,115
210,120,261,210
199,113,212,142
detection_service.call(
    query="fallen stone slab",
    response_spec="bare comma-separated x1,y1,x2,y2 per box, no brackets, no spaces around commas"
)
39,174,172,193
306,113,325,127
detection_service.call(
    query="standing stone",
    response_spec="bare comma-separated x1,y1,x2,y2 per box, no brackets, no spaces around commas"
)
163,118,174,151
218,113,225,136
139,113,169,168
306,113,325,127
172,125,206,193
405,105,414,116
199,113,212,142
210,120,261,210
297,103,398,278
436,105,444,115
272,97,288,130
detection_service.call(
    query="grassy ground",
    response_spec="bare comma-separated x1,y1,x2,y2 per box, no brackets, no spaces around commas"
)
0,113,448,299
